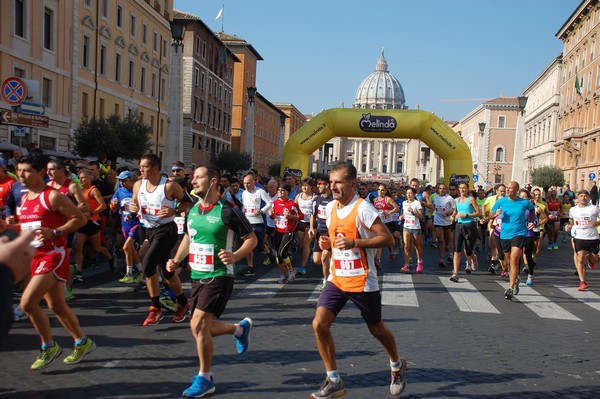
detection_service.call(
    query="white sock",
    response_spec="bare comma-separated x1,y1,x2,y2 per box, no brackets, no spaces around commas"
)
126,265,133,275
198,371,212,380
326,370,340,382
233,323,244,337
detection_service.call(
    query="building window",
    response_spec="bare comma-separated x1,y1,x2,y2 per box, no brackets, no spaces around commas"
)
202,42,206,59
39,135,56,150
151,72,156,97
130,15,136,37
15,0,25,38
498,116,506,128
114,103,119,116
99,98,105,118
495,147,504,162
115,53,121,82
43,7,53,50
194,68,199,86
14,67,25,78
193,97,199,120
100,45,107,75
82,92,88,118
101,0,108,18
128,60,135,87
117,5,123,28
140,67,146,93
199,100,205,123
162,38,167,57
153,32,158,52
42,78,52,108
82,35,90,68
160,78,166,101
201,72,205,89
142,24,147,45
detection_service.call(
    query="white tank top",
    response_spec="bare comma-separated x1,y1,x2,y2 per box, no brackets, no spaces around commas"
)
138,176,175,228
297,193,314,223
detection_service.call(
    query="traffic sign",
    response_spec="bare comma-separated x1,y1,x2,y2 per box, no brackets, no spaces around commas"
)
20,101,45,115
1,77,27,106
473,174,479,183
1,110,49,128
590,172,596,180
14,127,26,137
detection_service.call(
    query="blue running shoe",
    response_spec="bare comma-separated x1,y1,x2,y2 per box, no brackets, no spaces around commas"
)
297,266,306,275
182,375,215,398
553,243,559,250
234,317,253,354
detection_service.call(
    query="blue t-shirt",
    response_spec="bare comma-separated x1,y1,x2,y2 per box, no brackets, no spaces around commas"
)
491,196,534,239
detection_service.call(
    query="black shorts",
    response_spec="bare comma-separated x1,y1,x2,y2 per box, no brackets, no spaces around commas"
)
78,220,101,236
385,222,396,234
317,281,382,325
501,236,526,253
266,225,275,236
573,238,600,254
296,221,309,232
435,224,453,231
190,276,234,318
560,218,570,228
312,230,329,252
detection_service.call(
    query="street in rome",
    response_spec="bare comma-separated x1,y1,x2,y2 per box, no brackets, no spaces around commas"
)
1,241,599,398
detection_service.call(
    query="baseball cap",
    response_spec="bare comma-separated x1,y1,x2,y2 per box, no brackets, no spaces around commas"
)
116,170,133,180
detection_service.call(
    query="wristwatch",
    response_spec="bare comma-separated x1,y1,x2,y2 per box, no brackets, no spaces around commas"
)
53,229,63,237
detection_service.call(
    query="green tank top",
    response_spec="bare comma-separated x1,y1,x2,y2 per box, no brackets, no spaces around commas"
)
187,198,236,279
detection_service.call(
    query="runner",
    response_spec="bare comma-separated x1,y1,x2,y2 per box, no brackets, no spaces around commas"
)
166,165,257,398
0,156,16,220
295,177,316,275
309,175,334,288
565,190,600,291
311,162,407,398
17,154,95,370
128,154,192,326
491,181,534,300
519,189,547,285
546,189,561,250
448,183,480,282
400,187,424,273
432,184,455,268
483,184,506,273
372,184,399,267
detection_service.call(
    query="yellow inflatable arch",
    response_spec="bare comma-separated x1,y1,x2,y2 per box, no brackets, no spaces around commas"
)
281,108,473,188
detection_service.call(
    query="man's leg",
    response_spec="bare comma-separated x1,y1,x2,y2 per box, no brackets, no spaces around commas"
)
509,246,523,290
312,306,337,371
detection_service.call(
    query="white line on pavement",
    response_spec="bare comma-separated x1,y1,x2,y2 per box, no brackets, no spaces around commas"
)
555,284,600,312
382,273,419,307
441,277,501,313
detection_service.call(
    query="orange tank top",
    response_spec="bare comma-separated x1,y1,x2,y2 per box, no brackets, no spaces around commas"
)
84,185,100,221
328,198,370,292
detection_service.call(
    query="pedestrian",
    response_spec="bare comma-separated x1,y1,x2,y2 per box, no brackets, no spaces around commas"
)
311,161,407,398
448,183,480,282
565,190,600,291
17,153,95,370
491,181,534,300
590,181,598,205
166,165,257,398
128,154,193,326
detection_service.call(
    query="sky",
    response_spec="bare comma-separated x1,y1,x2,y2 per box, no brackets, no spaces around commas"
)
174,0,581,122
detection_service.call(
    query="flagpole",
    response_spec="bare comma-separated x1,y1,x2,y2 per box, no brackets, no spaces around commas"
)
221,4,224,32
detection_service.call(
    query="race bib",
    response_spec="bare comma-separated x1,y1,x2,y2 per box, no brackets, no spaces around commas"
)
188,243,215,272
275,215,288,230
317,204,327,219
404,214,417,228
21,221,43,247
174,216,185,234
573,216,593,227
332,247,365,277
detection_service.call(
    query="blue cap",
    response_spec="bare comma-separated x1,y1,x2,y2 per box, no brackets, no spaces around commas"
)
0,157,6,167
116,170,133,180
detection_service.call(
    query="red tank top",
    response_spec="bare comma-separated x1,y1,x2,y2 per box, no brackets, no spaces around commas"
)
19,186,67,252
49,178,74,200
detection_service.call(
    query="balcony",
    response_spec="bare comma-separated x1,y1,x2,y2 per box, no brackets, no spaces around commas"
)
562,127,583,140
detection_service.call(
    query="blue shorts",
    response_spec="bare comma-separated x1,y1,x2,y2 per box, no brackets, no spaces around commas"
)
122,218,140,242
317,281,382,325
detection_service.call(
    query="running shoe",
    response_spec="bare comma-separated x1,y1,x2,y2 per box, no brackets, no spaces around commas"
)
172,301,191,323
31,342,62,370
578,281,589,291
262,256,272,266
319,279,326,289
159,289,178,312
449,274,459,283
134,273,144,283
276,276,288,284
297,266,307,275
310,377,346,399
390,358,408,396
562,237,567,243
514,277,521,295
586,254,597,270
465,263,472,274
119,274,136,284
416,261,424,273
431,242,439,248
553,243,559,250
526,275,534,286
242,267,255,277
73,271,84,283
65,287,75,302
134,279,147,291
488,260,497,274
143,306,164,326
182,375,215,398
471,259,478,271
400,264,411,273
287,268,297,282
63,338,96,365
522,265,529,274
13,304,27,321
547,244,553,250
446,256,453,263
504,288,514,300
234,317,253,354
500,270,507,278
438,259,445,268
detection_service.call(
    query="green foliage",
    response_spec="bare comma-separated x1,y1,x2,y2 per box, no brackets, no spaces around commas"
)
530,165,565,189
73,112,151,164
213,150,252,175
268,161,282,178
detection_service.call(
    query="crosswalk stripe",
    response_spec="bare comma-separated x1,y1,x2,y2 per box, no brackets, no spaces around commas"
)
307,284,322,302
555,285,600,312
496,281,581,321
440,277,500,313
382,273,419,307
235,268,283,298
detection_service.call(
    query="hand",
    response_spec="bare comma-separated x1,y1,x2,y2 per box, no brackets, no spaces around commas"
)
319,235,331,251
218,249,235,264
128,202,139,213
157,206,175,218
166,258,178,272
0,229,37,283
334,235,354,250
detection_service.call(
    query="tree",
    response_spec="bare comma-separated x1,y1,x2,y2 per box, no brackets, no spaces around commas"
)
213,150,252,175
530,165,565,189
72,111,151,165
268,161,281,178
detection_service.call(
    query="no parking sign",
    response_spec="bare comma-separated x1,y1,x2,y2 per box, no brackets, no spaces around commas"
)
1,77,28,106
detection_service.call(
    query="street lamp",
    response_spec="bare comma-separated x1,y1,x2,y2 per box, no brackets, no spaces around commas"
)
170,20,186,53
512,95,528,181
278,114,286,158
247,86,257,103
245,86,257,160
478,122,486,136
517,96,528,115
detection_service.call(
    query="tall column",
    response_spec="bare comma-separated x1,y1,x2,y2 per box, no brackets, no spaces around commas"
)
166,38,184,167
357,140,363,171
366,140,372,175
387,141,394,174
378,140,384,173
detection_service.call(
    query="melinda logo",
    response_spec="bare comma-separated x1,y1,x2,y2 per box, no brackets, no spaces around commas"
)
359,113,397,133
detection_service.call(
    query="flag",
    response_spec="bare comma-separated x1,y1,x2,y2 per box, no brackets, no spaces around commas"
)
215,7,223,20
575,69,582,96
